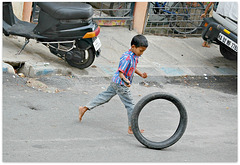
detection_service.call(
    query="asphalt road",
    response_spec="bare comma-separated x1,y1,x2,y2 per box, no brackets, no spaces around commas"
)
2,72,237,162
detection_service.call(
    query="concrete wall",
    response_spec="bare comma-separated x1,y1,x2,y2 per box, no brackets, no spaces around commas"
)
133,2,148,34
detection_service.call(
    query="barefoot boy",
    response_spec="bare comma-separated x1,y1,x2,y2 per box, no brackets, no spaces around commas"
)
79,35,148,134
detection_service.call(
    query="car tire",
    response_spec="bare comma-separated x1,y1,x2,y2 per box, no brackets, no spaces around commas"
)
220,44,237,60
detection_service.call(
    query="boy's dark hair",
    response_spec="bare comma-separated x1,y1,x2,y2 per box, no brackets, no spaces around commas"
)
131,35,148,48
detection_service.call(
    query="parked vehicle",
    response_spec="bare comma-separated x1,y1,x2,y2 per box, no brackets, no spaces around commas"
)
201,2,237,60
3,2,101,69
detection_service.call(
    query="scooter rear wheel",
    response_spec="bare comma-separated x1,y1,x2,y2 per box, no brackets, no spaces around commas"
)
65,48,95,69
131,92,187,149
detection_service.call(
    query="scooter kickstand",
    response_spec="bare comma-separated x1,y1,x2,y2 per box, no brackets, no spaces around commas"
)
16,38,30,55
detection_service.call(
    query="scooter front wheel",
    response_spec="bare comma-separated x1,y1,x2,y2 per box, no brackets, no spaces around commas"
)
131,92,187,149
65,48,95,69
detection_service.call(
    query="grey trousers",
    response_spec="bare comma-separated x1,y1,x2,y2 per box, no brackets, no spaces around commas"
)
85,82,134,126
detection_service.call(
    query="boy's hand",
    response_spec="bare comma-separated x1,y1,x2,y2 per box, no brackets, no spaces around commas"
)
124,79,131,87
121,77,131,87
142,72,148,79
126,82,131,88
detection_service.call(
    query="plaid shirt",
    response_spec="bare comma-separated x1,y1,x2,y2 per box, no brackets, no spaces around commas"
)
112,50,139,85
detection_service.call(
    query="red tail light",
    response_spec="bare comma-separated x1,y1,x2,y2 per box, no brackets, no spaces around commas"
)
83,26,100,39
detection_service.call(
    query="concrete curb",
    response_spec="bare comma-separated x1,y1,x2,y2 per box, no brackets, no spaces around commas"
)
2,61,237,79
19,62,59,78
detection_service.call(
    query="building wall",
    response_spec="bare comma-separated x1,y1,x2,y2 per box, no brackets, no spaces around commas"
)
133,2,148,34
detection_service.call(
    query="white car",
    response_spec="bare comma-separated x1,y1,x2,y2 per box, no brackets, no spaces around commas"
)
202,2,237,60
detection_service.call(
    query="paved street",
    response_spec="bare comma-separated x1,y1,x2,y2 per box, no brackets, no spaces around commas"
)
2,26,238,162
2,72,237,162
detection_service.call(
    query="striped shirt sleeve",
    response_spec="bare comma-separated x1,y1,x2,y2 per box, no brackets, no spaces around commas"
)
118,55,130,74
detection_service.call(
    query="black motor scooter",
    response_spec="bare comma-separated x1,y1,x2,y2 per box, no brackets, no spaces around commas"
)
3,2,101,69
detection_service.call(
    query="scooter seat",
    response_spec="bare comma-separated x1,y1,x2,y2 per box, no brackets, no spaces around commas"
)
37,2,93,20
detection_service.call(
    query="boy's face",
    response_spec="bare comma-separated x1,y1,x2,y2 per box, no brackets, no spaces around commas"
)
131,45,147,56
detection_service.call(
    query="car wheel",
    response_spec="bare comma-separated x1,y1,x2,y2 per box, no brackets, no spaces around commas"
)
220,44,237,60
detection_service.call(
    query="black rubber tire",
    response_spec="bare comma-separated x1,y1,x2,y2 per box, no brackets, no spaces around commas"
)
131,92,187,149
65,48,95,69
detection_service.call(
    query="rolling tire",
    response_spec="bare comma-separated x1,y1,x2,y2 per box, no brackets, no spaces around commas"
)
131,92,187,149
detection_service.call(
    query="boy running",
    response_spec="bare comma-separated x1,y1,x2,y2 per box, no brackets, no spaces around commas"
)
79,35,148,134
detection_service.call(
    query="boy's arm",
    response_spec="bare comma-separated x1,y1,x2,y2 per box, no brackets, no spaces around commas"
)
119,72,131,87
135,68,147,78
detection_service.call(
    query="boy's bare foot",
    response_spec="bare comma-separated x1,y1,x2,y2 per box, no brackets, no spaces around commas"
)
128,126,144,134
79,106,88,122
